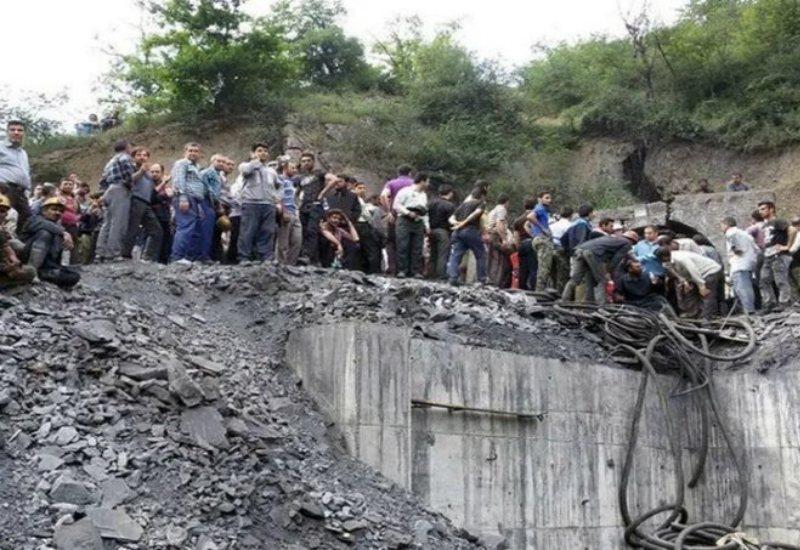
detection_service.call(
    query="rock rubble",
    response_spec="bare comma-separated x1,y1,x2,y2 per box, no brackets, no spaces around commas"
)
2,261,772,548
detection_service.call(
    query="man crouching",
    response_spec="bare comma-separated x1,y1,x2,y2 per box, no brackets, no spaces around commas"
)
0,194,35,289
21,197,80,289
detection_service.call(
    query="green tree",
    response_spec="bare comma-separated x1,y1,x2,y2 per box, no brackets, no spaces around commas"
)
0,92,66,144
115,0,294,117
271,0,374,90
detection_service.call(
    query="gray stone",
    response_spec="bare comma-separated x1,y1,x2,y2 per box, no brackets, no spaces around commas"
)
188,355,225,375
478,533,510,550
342,519,369,532
54,426,79,446
413,519,433,543
101,478,132,509
118,363,167,381
180,406,229,449
166,524,188,547
297,498,325,519
53,517,104,550
38,453,65,472
195,535,220,550
50,475,96,505
86,507,143,542
167,359,205,407
74,320,117,344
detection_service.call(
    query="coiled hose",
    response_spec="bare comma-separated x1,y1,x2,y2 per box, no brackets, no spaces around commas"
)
549,302,799,550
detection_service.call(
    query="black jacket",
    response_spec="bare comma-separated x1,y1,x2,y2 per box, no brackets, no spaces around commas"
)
325,189,362,224
577,235,632,269
22,215,65,270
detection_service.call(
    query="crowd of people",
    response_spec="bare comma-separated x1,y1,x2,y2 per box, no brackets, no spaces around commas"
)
0,118,796,318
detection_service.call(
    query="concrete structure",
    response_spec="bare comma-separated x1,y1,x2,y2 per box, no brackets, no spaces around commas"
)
286,323,800,549
597,190,775,268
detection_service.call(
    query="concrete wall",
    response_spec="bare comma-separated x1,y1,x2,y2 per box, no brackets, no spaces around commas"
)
286,323,800,549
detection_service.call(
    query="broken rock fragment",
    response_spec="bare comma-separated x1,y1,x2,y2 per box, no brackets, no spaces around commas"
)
50,475,96,505
167,358,205,407
86,507,143,542
53,517,104,550
180,406,230,449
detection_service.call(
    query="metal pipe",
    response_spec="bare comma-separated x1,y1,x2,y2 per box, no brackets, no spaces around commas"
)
410,399,546,421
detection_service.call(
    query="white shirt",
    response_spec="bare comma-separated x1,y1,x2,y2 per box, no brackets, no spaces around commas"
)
550,217,572,246
393,185,429,230
669,250,722,285
725,227,758,274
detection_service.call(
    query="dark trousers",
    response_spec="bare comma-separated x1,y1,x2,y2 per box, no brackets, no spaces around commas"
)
225,216,240,264
300,202,323,265
355,221,382,274
39,266,81,289
170,197,203,262
447,227,487,283
428,228,451,279
198,198,216,261
156,216,172,264
517,238,538,291
238,203,277,262
0,183,31,231
122,198,164,261
395,216,425,276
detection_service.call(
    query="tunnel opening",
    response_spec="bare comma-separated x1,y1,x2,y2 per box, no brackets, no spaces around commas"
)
622,141,662,202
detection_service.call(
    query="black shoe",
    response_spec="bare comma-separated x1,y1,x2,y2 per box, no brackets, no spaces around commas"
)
449,279,461,287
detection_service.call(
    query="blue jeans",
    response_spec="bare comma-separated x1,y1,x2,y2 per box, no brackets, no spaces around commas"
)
198,198,216,261
170,197,203,262
447,227,487,283
238,203,277,262
731,270,756,314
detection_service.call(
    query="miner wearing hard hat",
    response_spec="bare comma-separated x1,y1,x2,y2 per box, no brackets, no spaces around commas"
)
20,196,80,289
0,194,35,289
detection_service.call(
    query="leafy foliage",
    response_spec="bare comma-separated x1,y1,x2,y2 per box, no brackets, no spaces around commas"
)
115,0,294,117
1,92,66,144
521,0,800,151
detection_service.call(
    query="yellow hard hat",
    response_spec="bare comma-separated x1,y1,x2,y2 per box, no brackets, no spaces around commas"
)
216,215,232,232
42,197,65,210
0,194,10,209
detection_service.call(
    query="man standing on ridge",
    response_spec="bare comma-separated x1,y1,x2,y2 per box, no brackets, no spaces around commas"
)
122,146,163,262
527,191,555,291
380,165,414,275
393,172,430,278
170,142,205,263
0,120,32,230
199,154,225,262
96,139,144,261
758,200,793,311
238,142,283,263
427,184,456,280
721,216,758,315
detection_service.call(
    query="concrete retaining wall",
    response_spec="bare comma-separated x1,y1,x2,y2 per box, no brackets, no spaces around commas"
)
286,323,800,549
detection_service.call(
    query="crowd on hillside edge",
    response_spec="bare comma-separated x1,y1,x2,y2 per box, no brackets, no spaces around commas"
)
1,119,797,319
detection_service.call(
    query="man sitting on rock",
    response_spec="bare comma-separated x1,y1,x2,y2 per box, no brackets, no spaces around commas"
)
21,197,80,289
0,194,35,289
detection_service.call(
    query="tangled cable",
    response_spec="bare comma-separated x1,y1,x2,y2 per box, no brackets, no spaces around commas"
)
550,302,799,550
